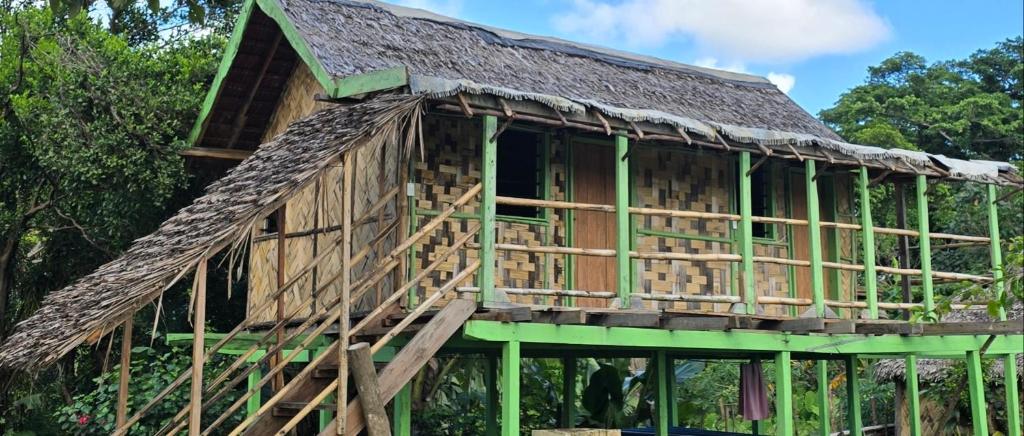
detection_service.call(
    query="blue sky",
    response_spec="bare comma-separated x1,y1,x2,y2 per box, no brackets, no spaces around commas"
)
389,0,1023,116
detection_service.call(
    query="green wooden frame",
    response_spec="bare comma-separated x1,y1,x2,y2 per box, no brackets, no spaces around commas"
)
816,360,830,435
906,354,922,436
615,135,632,305
916,175,935,314
806,160,826,317
501,340,521,436
775,351,793,436
480,115,498,303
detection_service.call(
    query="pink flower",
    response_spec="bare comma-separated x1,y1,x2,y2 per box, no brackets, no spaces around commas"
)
78,415,90,426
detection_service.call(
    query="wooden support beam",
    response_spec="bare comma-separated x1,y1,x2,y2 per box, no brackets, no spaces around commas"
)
501,340,520,436
920,321,1023,335
859,168,879,319
481,115,498,303
188,260,208,436
348,343,391,436
1003,353,1021,436
806,160,826,317
456,93,474,117
816,361,830,436
906,354,922,436
662,316,732,331
586,309,660,327
560,356,577,428
739,152,756,315
965,349,989,436
486,354,499,436
988,184,1007,321
533,308,587,325
226,31,282,149
746,153,770,176
179,147,254,161
336,151,355,435
116,319,133,429
654,351,670,436
775,351,793,436
854,321,923,336
247,367,262,419
915,175,935,315
615,135,632,306
894,183,913,319
274,205,287,392
845,355,863,435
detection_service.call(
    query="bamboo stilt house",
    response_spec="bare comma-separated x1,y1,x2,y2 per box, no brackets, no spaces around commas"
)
1,1,1021,435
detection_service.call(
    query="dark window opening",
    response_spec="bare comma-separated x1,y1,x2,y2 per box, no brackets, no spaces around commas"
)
263,213,280,235
736,166,774,239
496,130,543,218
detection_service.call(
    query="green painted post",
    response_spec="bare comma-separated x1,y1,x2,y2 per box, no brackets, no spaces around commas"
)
988,185,1020,436
393,384,412,436
486,353,499,436
666,356,677,427
615,135,632,306
806,160,826,317
739,152,757,315
823,177,842,305
775,351,794,436
816,361,830,436
845,355,863,435
480,115,498,303
966,350,989,436
560,356,576,428
858,168,879,319
655,351,670,436
246,367,261,418
501,340,520,436
915,175,934,314
906,354,922,436
1004,354,1021,436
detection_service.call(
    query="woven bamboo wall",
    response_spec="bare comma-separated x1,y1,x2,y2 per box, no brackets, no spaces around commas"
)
246,63,400,325
410,116,568,306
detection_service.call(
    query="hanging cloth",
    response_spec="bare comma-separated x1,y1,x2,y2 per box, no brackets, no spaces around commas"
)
739,359,770,420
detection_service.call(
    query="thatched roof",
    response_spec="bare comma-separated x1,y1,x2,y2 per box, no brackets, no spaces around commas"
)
0,95,423,371
875,303,1024,383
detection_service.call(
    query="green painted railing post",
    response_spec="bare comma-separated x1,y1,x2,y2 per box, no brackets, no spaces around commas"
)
915,175,934,314
560,356,577,428
393,384,412,436
739,152,756,314
845,355,862,435
806,160,826,317
246,366,262,418
667,356,677,427
615,135,632,306
988,185,1020,436
775,351,794,436
816,361,830,435
906,354,922,436
966,350,989,436
858,168,878,319
486,353,499,436
501,340,521,436
480,115,498,303
654,351,670,436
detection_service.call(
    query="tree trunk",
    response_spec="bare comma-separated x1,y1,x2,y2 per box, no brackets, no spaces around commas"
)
0,231,21,337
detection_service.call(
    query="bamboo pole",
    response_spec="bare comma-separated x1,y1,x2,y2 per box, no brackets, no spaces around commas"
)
495,196,615,213
460,287,617,299
634,293,740,304
337,151,354,435
348,343,391,436
116,318,133,429
189,260,208,436
273,206,286,392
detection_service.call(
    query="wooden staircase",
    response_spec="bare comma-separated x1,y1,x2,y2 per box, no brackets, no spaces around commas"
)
244,299,477,436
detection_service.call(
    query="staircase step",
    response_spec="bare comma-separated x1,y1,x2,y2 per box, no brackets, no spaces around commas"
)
272,401,337,417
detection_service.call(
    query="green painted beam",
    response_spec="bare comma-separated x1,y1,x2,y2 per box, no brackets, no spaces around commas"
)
858,168,879,319
560,356,577,428
486,353,499,436
775,351,794,436
965,349,989,436
739,152,757,315
616,135,632,305
462,321,1024,357
393,384,411,436
655,351,670,436
330,66,408,99
988,184,1006,320
501,340,521,436
246,366,262,418
1004,353,1021,436
666,356,677,427
806,160,826,317
906,354,922,436
915,175,935,315
845,355,863,435
823,176,842,307
816,361,830,435
480,115,498,303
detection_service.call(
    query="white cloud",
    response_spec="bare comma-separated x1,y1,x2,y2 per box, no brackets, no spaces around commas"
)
553,0,890,63
391,0,464,17
693,57,796,94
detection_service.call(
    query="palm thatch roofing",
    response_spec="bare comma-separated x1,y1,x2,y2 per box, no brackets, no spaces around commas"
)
0,95,424,371
875,303,1024,384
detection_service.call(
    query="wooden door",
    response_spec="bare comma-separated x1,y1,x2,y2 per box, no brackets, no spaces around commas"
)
790,172,837,302
573,143,616,308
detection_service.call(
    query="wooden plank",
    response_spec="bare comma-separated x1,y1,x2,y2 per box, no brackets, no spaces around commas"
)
337,152,355,435
585,310,660,328
321,299,478,436
574,142,616,308
823,319,856,334
189,261,208,436
179,146,254,161
532,308,587,325
761,317,825,333
272,401,336,417
348,343,391,436
661,316,731,331
614,136,631,305
855,321,923,336
116,319,133,429
472,306,532,322
331,66,409,99
921,321,1023,335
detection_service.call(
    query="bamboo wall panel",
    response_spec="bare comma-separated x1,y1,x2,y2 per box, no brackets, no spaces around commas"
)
262,63,329,142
